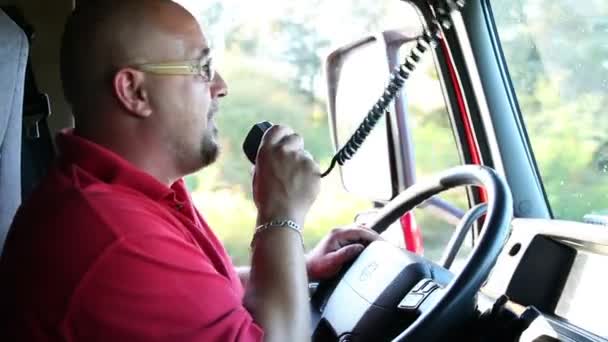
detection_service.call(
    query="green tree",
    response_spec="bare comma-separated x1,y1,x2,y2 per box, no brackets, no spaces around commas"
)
205,52,333,192
275,20,330,100
493,0,608,219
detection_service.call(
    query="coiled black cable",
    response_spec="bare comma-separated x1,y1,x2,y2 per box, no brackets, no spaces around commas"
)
321,29,440,177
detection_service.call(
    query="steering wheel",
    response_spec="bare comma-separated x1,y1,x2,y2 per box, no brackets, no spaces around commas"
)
310,165,513,342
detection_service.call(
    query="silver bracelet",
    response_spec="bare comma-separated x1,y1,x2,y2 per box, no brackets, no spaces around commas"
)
250,220,303,248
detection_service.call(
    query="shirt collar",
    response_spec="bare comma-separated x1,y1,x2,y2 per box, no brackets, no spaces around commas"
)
56,130,177,201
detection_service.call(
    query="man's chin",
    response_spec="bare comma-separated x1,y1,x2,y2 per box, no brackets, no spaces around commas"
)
200,142,220,168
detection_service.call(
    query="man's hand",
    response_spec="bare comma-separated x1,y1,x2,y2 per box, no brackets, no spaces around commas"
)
306,225,381,281
253,125,321,226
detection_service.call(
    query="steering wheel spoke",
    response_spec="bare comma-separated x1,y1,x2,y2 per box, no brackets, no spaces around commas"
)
440,203,488,269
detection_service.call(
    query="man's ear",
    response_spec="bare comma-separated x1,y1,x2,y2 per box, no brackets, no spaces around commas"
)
113,68,153,118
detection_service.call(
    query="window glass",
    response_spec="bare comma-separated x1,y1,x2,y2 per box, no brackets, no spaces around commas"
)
175,0,474,267
492,0,608,221
174,0,420,264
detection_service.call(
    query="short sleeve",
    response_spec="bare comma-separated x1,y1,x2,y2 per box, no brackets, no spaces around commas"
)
65,232,264,342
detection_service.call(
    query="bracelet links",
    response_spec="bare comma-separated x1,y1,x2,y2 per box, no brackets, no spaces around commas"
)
251,219,303,248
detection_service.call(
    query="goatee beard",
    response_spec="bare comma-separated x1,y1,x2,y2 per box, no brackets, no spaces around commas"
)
200,137,220,168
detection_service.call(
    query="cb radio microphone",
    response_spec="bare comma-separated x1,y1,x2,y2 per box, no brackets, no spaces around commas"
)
242,121,273,164
242,121,331,178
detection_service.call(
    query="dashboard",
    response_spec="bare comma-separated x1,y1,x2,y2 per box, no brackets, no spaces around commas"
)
310,217,608,341
482,218,608,341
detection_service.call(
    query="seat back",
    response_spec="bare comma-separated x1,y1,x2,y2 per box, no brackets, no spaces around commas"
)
0,10,28,253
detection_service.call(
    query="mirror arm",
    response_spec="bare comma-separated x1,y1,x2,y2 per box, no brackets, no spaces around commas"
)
420,196,465,225
382,32,417,190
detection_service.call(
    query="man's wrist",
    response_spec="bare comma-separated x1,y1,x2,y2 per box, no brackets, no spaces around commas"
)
251,219,304,248
305,253,315,281
256,210,305,228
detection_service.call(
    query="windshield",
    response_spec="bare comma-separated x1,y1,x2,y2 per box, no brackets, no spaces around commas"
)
491,0,608,221
172,0,428,264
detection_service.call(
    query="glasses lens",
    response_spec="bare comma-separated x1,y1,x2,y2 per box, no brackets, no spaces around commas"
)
199,57,214,81
206,58,214,81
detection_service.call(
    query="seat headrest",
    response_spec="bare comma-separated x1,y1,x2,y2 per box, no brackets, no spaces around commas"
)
0,9,29,252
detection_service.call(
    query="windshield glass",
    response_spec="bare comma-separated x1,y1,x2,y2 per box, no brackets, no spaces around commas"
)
492,0,608,221
173,0,427,264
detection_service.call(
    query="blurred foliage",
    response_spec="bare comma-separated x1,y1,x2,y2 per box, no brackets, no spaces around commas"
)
181,0,608,266
187,48,466,265
492,0,608,220
210,52,333,192
186,49,374,265
187,162,371,264
275,19,330,100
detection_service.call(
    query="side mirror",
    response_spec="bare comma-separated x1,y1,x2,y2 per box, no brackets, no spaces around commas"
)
325,30,419,202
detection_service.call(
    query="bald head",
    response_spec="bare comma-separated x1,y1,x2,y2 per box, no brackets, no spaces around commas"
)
60,0,226,183
60,0,202,116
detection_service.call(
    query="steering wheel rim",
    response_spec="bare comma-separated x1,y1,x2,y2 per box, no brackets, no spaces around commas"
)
311,165,513,342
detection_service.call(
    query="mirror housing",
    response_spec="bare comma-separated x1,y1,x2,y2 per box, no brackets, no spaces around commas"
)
325,30,420,202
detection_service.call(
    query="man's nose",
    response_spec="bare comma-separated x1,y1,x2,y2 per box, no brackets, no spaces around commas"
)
210,71,228,98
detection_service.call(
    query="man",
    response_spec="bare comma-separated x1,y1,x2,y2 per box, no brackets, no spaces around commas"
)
0,0,379,341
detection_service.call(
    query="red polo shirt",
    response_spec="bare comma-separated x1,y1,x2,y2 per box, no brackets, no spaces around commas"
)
0,132,263,341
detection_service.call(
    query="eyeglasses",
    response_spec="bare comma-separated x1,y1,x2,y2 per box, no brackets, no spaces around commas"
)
135,55,215,82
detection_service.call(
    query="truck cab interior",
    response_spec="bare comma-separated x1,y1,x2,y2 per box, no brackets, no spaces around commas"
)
1,0,607,341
